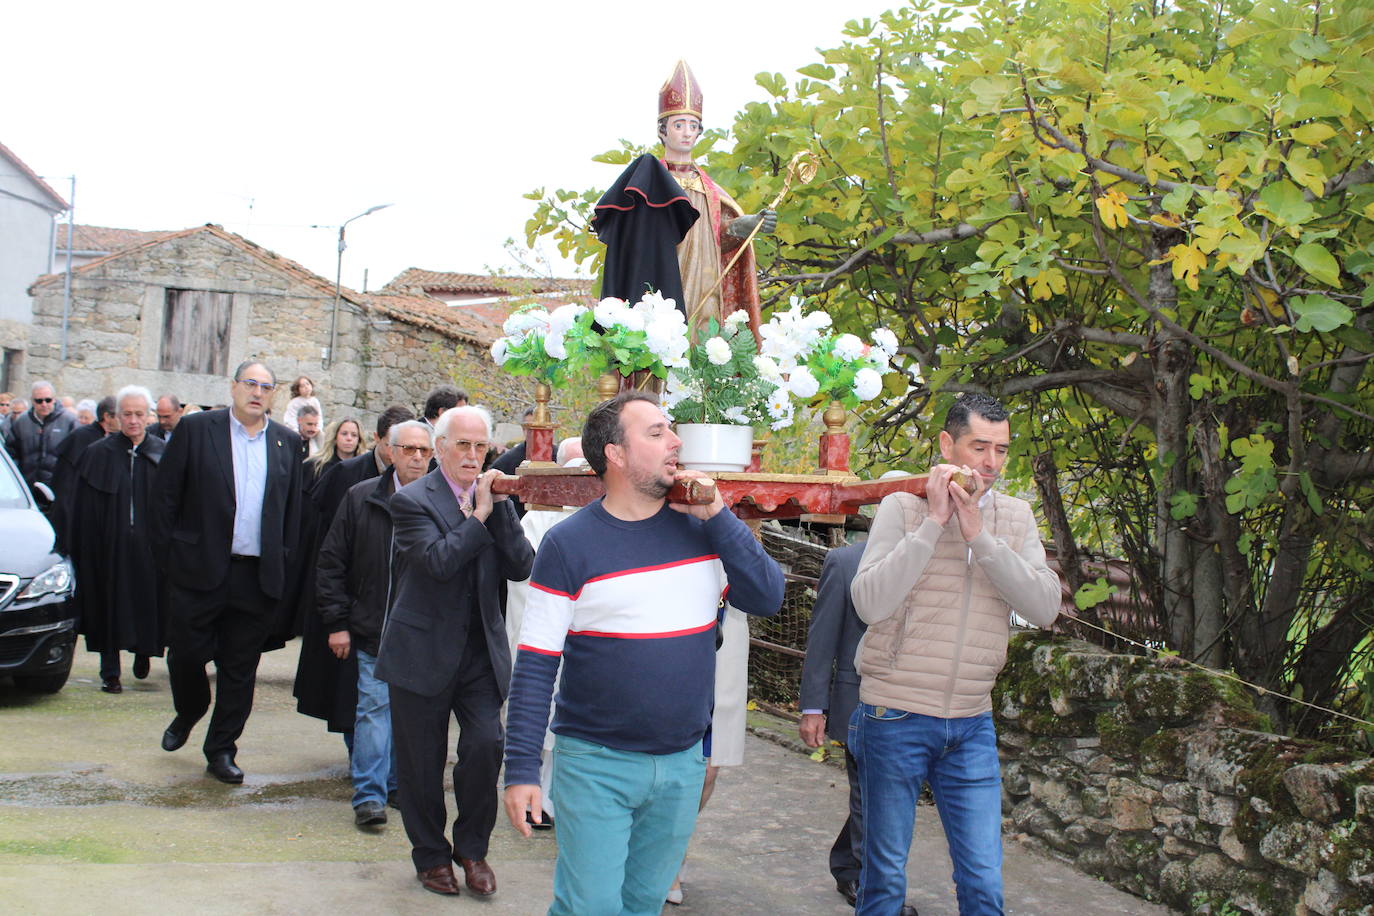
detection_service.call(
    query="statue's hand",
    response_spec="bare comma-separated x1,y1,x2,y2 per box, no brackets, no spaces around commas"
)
725,209,777,240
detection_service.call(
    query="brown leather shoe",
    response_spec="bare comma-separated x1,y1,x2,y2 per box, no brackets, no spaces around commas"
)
455,857,496,896
416,863,461,896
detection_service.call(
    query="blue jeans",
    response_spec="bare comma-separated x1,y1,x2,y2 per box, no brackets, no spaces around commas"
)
850,705,1003,916
548,734,705,916
351,650,396,808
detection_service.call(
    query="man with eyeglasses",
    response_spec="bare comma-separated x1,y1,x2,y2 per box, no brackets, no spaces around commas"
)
152,359,304,784
4,380,77,488
376,405,533,898
316,420,434,830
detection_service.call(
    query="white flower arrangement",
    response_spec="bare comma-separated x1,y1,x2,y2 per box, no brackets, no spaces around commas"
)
491,290,904,427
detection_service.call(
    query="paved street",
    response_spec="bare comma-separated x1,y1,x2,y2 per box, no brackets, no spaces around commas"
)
0,644,1174,915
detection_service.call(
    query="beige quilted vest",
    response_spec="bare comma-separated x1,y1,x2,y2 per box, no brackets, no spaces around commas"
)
856,491,1034,719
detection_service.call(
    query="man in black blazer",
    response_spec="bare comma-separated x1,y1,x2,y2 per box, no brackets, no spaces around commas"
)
799,542,877,910
152,360,303,784
377,405,533,899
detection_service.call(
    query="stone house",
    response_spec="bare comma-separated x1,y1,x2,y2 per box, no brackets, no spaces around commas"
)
23,224,536,428
0,140,67,392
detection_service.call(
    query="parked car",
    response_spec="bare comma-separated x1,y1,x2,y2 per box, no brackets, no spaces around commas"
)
0,446,77,692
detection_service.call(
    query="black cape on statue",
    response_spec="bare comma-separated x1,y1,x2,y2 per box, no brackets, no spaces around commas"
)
292,450,380,732
592,153,698,308
70,433,168,658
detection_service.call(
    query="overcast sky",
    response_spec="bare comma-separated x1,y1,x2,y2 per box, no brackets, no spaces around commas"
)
5,0,896,292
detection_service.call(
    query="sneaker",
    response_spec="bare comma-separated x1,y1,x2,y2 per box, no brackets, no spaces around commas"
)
354,801,387,827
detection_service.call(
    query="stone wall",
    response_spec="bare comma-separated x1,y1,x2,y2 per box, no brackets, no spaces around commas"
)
21,228,535,431
996,632,1374,914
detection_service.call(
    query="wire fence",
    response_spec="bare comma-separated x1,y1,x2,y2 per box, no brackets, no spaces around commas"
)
746,522,1374,743
747,525,830,715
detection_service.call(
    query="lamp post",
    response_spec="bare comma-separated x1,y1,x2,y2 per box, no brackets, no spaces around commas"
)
325,203,392,369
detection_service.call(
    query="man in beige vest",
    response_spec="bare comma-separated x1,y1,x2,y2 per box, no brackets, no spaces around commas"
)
849,393,1061,915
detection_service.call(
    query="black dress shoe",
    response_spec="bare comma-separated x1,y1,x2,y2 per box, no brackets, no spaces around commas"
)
900,905,919,915
354,801,387,827
387,789,400,810
837,878,858,907
161,718,191,752
132,655,151,679
206,752,244,784
101,676,122,694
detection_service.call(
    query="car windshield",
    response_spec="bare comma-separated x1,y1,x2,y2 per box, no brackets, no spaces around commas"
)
0,452,31,509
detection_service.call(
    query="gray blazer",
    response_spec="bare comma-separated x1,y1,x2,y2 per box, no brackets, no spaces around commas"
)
375,469,533,698
799,543,868,743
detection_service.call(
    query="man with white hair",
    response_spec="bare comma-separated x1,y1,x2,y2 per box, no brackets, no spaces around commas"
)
317,419,435,829
376,405,533,898
4,379,77,487
69,385,167,693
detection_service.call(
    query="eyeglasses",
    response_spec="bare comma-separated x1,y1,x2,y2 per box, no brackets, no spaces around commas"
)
395,445,434,458
441,438,490,453
236,379,277,393
32,398,54,404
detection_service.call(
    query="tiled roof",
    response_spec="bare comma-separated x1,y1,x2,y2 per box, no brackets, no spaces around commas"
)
29,224,366,306
383,267,593,297
55,224,172,253
0,140,68,210
363,292,503,346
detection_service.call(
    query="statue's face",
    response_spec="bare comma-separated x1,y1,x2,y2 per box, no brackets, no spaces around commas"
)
661,115,702,157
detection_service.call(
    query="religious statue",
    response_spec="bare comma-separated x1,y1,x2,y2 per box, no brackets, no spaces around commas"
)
593,60,776,338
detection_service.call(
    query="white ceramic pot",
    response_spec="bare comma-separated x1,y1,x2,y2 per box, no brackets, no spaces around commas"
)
675,423,754,472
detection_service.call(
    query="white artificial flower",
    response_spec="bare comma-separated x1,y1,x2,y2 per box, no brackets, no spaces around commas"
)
638,290,678,315
722,405,749,424
705,336,732,366
548,303,587,335
853,367,883,401
753,355,783,383
618,308,646,332
490,337,509,366
645,320,690,366
833,333,865,361
594,297,629,327
805,310,833,331
661,374,691,409
723,309,749,329
767,386,794,429
543,331,568,360
788,366,820,399
873,327,899,358
503,308,550,337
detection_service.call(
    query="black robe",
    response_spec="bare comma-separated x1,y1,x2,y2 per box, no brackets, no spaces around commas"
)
50,422,108,553
71,433,167,656
292,450,382,731
592,153,698,308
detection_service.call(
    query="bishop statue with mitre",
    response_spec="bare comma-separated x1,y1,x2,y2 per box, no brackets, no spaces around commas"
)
593,60,776,338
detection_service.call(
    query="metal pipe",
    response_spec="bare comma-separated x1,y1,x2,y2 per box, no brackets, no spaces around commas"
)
325,203,391,369
60,176,75,363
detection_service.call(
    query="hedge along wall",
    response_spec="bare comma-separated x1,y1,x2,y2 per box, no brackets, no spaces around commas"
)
995,632,1374,915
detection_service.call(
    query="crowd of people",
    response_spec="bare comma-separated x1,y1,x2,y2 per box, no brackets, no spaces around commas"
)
3,362,1061,915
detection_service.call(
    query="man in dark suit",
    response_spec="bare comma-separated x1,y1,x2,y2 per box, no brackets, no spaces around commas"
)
801,542,916,913
377,405,533,898
152,359,303,784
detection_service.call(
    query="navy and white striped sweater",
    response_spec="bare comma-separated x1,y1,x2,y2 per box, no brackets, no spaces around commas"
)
503,499,784,786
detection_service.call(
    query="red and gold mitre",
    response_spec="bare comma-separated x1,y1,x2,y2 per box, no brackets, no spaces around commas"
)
658,60,703,121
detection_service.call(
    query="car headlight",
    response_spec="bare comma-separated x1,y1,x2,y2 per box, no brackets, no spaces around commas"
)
17,561,75,601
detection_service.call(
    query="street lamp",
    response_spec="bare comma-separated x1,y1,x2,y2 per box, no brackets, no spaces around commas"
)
325,203,392,369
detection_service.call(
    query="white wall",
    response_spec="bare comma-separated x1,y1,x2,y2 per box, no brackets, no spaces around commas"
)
0,166,60,327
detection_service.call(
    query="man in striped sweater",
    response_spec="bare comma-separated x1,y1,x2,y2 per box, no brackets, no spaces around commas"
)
503,392,785,916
